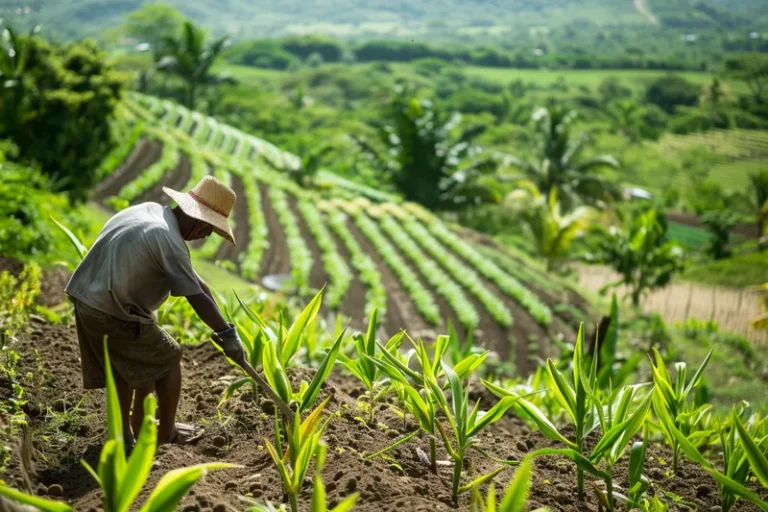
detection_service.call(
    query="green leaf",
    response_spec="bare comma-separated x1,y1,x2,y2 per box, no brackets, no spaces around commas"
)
50,216,88,260
282,289,323,364
443,363,466,437
458,466,505,494
546,359,577,421
468,395,521,438
365,429,420,459
734,414,768,488
705,468,768,511
312,475,327,512
499,459,533,512
301,327,346,413
117,395,158,512
684,345,716,398
140,464,236,512
102,336,124,444
0,486,73,512
219,376,253,405
329,493,359,512
516,398,577,450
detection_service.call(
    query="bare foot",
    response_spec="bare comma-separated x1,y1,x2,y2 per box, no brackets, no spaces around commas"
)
157,422,205,446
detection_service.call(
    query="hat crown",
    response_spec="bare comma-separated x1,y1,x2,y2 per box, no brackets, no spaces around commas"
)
190,176,236,217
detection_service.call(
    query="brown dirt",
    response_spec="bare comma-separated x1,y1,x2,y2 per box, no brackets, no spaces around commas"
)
343,219,429,338
258,186,291,277
134,152,192,206
330,230,368,329
3,321,766,511
91,138,163,203
214,174,250,269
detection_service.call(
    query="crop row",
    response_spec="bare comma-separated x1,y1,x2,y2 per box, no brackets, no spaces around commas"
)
477,245,563,293
324,204,387,318
232,165,270,281
118,137,180,202
269,187,313,294
96,121,145,182
376,213,479,328
401,216,513,327
296,200,353,309
343,205,442,324
426,220,553,326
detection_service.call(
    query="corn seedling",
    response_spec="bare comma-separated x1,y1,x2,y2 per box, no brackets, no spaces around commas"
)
657,403,768,512
469,459,552,512
649,346,716,472
81,337,234,512
0,485,72,512
338,308,405,423
225,291,346,416
623,426,651,510
446,320,485,369
264,397,332,512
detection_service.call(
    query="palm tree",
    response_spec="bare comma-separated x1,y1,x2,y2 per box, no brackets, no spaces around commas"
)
750,170,768,250
505,180,596,271
502,106,620,211
352,85,498,211
155,21,234,110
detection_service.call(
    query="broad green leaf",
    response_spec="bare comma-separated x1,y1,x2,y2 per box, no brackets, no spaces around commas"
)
51,216,88,260
141,463,237,512
705,468,768,511
454,352,489,381
102,336,123,444
499,459,533,512
546,360,577,421
0,486,73,512
433,335,449,375
329,494,359,512
312,476,327,512
468,395,521,438
301,328,346,412
443,363,466,436
234,292,272,335
282,289,323,364
684,345,716,398
375,340,423,383
458,466,505,494
516,398,577,450
220,376,253,405
628,440,646,489
118,395,158,512
659,406,712,469
734,414,768,488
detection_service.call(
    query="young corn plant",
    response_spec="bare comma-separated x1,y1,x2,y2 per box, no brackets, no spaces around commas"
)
264,397,332,512
469,459,550,512
649,346,717,472
657,404,768,512
623,426,651,510
338,308,406,423
0,486,72,512
486,324,598,498
83,337,234,512
227,291,346,415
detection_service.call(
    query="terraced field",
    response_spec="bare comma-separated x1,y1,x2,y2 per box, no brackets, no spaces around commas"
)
93,93,590,372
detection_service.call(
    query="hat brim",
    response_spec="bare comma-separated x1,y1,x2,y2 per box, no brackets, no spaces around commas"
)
163,187,236,245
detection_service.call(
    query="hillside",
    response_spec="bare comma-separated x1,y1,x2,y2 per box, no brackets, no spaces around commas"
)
8,0,768,40
96,93,592,374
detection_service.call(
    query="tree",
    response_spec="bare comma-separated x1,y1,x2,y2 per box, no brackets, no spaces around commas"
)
122,3,186,55
587,209,686,307
749,170,768,249
700,77,734,129
0,24,123,202
701,210,738,260
351,85,499,211
156,21,234,110
645,75,700,114
505,181,596,270
724,54,768,103
502,106,620,211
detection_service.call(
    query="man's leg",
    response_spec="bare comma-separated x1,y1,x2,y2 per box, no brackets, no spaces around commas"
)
155,361,182,443
113,370,135,445
132,384,154,437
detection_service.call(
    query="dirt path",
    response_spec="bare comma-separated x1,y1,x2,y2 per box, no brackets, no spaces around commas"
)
134,152,191,206
214,174,249,269
330,230,369,328
91,138,162,203
577,265,767,344
258,185,291,277
634,0,659,25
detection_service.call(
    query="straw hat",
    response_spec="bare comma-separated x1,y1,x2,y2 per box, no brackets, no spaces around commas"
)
163,176,236,244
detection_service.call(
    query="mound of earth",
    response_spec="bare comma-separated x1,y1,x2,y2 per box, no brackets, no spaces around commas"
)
3,321,765,512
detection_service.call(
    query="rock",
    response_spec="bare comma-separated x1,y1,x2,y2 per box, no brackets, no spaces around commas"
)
326,482,337,493
261,399,275,415
249,483,262,493
212,436,227,447
47,484,64,497
385,429,400,439
224,481,238,491
212,504,227,512
346,478,357,492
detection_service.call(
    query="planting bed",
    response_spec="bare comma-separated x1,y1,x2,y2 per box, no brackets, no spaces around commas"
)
3,320,765,512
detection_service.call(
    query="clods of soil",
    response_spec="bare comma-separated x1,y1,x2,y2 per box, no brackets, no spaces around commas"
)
2,321,766,511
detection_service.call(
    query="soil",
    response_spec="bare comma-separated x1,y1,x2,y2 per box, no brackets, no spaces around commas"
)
214,174,250,269
91,138,163,203
3,321,766,512
134,152,192,206
258,186,291,278
329,229,368,331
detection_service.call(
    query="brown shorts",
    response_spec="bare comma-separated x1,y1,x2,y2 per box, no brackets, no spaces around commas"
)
73,300,182,390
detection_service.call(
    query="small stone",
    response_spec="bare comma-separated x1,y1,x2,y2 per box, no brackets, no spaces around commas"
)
249,483,262,493
261,399,275,415
224,481,238,491
709,507,722,512
212,436,227,447
326,482,337,493
213,504,227,512
47,484,64,497
346,478,357,492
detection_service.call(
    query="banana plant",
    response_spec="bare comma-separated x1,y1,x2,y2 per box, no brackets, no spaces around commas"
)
657,404,768,511
226,291,346,415
264,397,332,512
469,459,550,512
649,346,717,472
81,337,234,512
338,308,406,423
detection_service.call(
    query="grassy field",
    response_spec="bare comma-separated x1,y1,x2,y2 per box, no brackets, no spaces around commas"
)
682,250,768,288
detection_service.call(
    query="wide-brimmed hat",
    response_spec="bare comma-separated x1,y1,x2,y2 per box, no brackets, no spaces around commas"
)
163,176,236,244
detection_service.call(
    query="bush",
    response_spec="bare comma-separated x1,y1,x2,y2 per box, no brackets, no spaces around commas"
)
224,40,300,70
279,35,342,62
645,75,701,114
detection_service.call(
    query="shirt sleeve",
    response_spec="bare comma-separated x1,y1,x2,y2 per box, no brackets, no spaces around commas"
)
147,226,204,297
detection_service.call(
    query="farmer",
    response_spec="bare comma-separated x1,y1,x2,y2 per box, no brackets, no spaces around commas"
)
65,176,245,447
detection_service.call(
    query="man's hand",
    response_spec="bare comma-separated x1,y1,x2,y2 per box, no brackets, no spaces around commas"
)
212,324,245,363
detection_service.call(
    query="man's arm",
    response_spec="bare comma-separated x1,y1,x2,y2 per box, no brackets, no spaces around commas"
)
186,292,229,332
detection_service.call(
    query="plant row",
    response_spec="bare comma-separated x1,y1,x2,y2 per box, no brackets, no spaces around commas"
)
118,137,181,202
376,213,480,328
231,164,270,281
95,121,146,182
401,216,513,327
296,199,353,310
269,187,313,294
426,220,553,326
